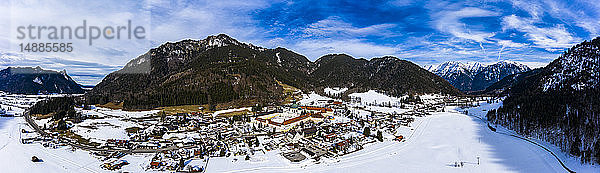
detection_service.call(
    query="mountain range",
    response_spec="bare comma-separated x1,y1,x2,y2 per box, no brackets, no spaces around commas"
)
86,34,460,110
0,66,84,94
426,61,531,92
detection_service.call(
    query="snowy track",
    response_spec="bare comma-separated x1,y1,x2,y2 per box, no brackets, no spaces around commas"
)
459,101,600,173
463,107,576,173
499,132,576,173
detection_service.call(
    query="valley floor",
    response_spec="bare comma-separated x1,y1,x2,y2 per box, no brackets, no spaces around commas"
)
205,111,570,173
2,101,599,172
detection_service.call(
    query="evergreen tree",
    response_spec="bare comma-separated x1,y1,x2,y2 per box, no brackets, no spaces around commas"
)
363,127,371,137
179,158,185,170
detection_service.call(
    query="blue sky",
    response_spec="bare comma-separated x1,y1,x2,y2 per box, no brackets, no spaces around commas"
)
1,0,599,85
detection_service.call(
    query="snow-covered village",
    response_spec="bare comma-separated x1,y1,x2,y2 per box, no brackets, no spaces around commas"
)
4,0,600,172
1,88,598,172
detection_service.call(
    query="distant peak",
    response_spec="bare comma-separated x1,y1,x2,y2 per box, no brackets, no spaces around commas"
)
379,56,399,60
489,60,530,71
317,54,352,60
495,60,518,65
441,61,461,64
207,34,236,41
151,34,266,56
215,33,231,38
203,34,241,46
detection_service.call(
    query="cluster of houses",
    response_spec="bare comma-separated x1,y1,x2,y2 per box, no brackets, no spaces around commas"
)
92,96,449,171
247,100,442,163
13,92,459,172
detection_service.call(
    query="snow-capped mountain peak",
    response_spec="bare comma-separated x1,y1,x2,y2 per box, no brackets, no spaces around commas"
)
427,61,484,78
492,60,530,71
123,34,267,70
427,60,531,91
463,61,485,73
428,61,469,76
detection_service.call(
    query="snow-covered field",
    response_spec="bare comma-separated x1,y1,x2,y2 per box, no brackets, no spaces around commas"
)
71,116,140,140
63,108,159,141
324,87,348,95
349,90,403,106
0,117,152,173
460,100,600,172
0,100,154,172
298,92,335,106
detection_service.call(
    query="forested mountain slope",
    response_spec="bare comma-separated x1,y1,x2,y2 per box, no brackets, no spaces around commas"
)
87,34,460,110
487,37,600,164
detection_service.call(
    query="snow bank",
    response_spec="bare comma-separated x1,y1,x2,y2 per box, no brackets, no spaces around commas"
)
72,117,140,140
213,107,251,117
324,87,348,95
92,108,159,119
298,92,333,106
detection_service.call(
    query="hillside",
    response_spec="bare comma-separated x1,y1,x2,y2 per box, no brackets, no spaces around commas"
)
0,67,84,94
86,34,460,110
479,68,542,95
87,34,313,110
487,37,600,164
313,54,460,96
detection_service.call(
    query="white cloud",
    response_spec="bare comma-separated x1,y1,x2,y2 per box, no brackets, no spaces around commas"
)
501,14,579,51
0,50,120,85
148,0,270,44
1,0,154,84
289,16,402,59
576,21,600,36
520,61,549,68
497,39,527,48
508,0,545,19
294,39,397,59
509,0,599,38
301,16,399,38
433,7,499,43
1,0,273,84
